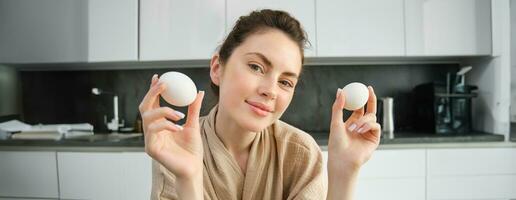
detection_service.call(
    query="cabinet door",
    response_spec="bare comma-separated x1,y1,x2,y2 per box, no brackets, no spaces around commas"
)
0,0,88,63
88,0,138,62
323,149,426,200
0,151,58,198
57,152,152,200
316,0,405,57
356,149,426,200
427,148,516,200
405,0,492,56
0,0,138,63
140,0,225,61
226,0,316,57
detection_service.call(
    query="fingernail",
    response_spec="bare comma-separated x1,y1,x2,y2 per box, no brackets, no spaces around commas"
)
348,124,357,132
175,124,184,131
357,127,364,133
175,111,185,119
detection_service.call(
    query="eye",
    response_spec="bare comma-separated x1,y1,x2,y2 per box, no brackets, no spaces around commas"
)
279,80,294,88
248,63,264,74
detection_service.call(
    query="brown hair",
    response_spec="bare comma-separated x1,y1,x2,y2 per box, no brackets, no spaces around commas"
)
211,9,309,96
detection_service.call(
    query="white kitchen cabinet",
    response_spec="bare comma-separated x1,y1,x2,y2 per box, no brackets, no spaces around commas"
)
0,0,138,63
226,0,316,57
57,152,152,200
0,0,88,63
405,0,492,56
427,148,516,200
139,0,225,61
87,0,138,62
322,149,426,200
0,151,58,198
316,0,405,57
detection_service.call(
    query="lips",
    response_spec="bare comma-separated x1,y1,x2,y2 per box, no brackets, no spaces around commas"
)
246,100,273,114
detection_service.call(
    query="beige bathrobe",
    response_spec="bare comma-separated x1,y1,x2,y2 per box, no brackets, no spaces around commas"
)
151,106,326,200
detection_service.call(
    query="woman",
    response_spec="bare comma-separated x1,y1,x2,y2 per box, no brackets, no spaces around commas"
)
139,9,381,200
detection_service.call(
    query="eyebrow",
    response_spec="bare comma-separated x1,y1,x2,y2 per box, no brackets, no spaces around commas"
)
245,52,299,79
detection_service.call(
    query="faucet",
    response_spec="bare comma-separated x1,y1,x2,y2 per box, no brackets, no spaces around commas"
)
91,88,124,132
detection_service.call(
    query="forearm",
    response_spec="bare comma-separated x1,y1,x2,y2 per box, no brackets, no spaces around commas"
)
176,174,203,200
326,162,360,200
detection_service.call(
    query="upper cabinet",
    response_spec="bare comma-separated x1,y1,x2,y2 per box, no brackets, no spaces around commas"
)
139,0,225,61
316,0,405,57
226,0,316,57
0,0,493,64
0,0,88,63
87,0,138,62
405,0,492,56
0,0,138,64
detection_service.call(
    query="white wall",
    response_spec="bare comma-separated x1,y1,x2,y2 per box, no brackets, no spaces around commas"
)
466,0,511,138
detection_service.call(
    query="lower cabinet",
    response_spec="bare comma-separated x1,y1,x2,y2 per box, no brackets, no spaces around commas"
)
1,148,515,199
323,149,426,200
57,152,152,200
323,148,516,200
426,148,516,200
0,151,59,199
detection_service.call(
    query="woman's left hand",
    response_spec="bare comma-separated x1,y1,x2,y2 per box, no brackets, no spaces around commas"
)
327,86,381,173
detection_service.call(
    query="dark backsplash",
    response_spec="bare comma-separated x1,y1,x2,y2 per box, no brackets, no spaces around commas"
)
20,64,459,132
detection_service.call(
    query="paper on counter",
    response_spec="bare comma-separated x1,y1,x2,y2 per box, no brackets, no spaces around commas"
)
0,120,32,132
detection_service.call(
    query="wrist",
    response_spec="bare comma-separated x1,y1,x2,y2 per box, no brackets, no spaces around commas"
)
176,173,203,200
327,162,360,200
328,159,361,176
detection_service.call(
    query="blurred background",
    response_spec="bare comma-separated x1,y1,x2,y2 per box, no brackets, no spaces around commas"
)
0,0,515,200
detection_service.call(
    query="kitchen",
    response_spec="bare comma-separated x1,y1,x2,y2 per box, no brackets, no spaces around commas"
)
0,0,515,199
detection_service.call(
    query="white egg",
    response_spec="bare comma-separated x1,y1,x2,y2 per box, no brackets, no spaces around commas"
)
159,71,197,107
341,82,369,111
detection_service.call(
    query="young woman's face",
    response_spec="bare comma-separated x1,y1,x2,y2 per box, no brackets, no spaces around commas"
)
212,29,302,132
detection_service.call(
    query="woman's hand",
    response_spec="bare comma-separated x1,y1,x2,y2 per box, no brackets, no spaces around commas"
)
328,86,381,174
327,86,381,200
139,74,205,180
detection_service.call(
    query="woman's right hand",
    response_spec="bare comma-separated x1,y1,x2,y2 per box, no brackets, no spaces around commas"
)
139,74,205,180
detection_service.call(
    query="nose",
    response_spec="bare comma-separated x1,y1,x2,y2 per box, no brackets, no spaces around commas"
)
258,78,278,100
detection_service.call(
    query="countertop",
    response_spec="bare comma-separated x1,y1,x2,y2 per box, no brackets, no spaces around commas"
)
0,131,511,152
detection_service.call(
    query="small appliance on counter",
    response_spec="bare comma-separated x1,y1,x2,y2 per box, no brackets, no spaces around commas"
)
413,66,478,134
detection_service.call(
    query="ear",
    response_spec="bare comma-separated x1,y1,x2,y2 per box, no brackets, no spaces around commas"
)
210,54,222,86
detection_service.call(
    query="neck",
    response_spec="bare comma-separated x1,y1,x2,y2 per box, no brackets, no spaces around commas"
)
214,107,256,155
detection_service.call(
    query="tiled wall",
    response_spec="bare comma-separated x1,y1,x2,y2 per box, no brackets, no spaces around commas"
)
20,64,459,133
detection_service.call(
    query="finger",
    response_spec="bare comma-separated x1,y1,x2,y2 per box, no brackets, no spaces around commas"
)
350,113,377,133
150,74,161,108
142,107,186,124
366,86,377,115
150,74,159,88
185,91,205,128
346,106,364,122
330,88,345,128
361,122,382,144
345,107,364,131
139,82,166,113
147,119,183,134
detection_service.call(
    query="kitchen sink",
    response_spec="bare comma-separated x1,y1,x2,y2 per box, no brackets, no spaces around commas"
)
66,133,143,142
